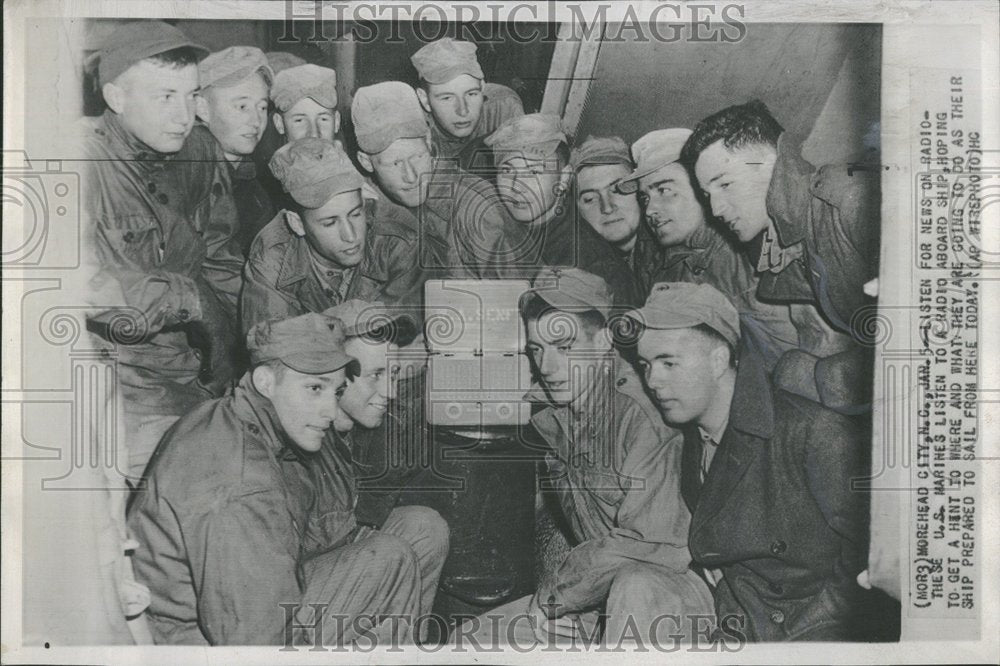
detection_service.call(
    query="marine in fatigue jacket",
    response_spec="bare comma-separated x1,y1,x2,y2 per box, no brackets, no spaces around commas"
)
127,373,359,645
240,198,425,335
81,110,243,416
528,355,693,613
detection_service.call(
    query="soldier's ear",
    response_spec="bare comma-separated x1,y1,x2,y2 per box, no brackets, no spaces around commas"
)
334,110,342,134
252,365,276,398
415,87,431,113
709,344,730,378
102,82,126,114
356,151,374,173
195,94,211,123
273,112,285,136
284,210,306,237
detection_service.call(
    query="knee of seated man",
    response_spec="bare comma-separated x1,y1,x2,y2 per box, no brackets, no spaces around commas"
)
607,564,674,608
360,533,420,576
395,506,450,551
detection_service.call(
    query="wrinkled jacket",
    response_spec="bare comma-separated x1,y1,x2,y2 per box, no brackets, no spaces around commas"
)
529,356,692,613
429,82,524,176
240,201,425,334
645,221,799,370
413,163,517,279
759,134,879,333
127,374,359,645
681,345,869,641
81,111,243,415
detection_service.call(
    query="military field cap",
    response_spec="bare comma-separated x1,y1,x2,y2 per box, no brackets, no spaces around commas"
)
323,299,398,338
526,268,613,319
569,135,632,172
625,282,740,348
98,20,208,87
247,312,357,375
351,82,429,155
199,45,273,90
266,51,307,74
272,64,338,113
486,113,568,161
269,138,372,208
617,128,693,194
411,37,485,84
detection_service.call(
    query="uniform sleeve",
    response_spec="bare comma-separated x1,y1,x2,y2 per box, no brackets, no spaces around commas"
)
378,233,427,313
537,406,692,614
452,182,517,279
240,241,304,336
804,408,869,579
196,159,245,318
88,218,204,334
183,490,305,645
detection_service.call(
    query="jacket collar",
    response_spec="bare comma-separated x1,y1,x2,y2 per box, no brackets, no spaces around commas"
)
231,372,306,462
765,133,815,247
101,110,176,169
726,340,775,440
275,221,379,291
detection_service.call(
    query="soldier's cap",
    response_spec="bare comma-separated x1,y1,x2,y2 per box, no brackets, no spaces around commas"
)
272,64,338,113
569,135,632,173
625,282,740,348
485,113,568,161
524,268,613,319
323,299,399,338
247,312,359,375
266,51,307,74
97,20,208,87
616,128,693,195
411,37,484,85
269,138,377,209
199,46,273,91
351,82,429,155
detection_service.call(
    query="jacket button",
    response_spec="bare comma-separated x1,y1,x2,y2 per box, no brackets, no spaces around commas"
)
157,193,169,205
122,231,135,242
616,377,627,387
770,540,787,555
178,308,190,321
248,424,260,435
147,182,157,193
770,581,784,594
212,182,224,197
693,266,705,275
769,610,785,624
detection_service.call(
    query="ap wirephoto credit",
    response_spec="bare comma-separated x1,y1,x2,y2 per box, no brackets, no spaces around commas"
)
1,1,997,664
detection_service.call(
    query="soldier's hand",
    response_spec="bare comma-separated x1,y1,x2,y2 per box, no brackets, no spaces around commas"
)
189,279,239,396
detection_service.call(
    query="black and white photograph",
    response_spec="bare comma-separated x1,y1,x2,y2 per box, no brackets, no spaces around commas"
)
1,1,997,663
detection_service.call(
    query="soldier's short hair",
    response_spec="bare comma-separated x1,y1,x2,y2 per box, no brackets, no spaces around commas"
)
680,99,784,165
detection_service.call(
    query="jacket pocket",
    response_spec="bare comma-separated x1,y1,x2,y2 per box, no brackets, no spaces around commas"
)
105,216,162,265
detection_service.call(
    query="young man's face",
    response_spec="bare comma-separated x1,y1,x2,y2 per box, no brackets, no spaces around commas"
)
198,73,269,161
694,140,777,243
638,162,706,247
334,338,400,431
418,74,484,139
260,364,348,453
291,189,368,267
576,163,641,250
496,156,565,224
109,60,199,153
368,137,434,208
526,310,610,405
276,97,338,142
636,327,722,426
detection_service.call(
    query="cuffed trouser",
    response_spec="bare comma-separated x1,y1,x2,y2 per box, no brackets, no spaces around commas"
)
456,566,714,649
298,506,449,646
